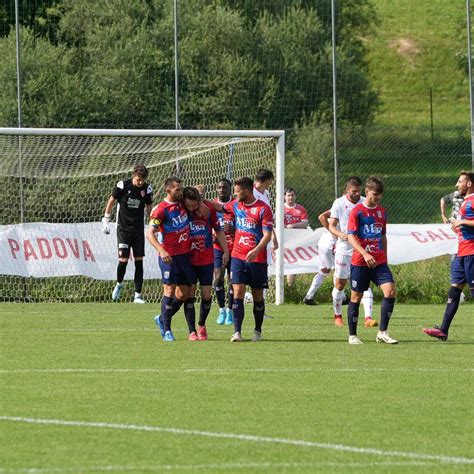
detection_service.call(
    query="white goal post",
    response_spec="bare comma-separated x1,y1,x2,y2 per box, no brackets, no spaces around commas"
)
0,127,285,304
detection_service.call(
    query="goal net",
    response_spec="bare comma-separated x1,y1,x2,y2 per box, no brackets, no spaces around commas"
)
0,128,285,304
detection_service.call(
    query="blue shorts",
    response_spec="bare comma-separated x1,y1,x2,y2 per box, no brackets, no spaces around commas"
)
159,253,192,286
190,263,214,286
214,248,231,272
230,257,268,289
350,263,394,293
451,255,474,292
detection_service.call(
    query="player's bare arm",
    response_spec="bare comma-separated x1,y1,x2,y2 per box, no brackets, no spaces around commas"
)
451,218,474,230
246,230,272,262
146,226,171,263
348,234,377,268
328,217,347,241
318,210,331,229
215,230,229,267
440,197,450,224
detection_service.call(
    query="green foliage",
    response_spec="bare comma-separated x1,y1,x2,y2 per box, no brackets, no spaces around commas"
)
0,0,379,129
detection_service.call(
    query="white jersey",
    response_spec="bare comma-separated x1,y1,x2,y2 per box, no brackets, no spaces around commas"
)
253,186,271,207
330,194,364,255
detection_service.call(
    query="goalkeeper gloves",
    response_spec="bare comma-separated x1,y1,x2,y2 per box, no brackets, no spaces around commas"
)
101,213,111,234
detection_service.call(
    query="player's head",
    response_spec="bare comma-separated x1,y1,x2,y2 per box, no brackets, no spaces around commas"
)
182,186,200,212
132,164,149,187
164,176,183,201
217,178,232,201
345,176,362,203
255,169,274,190
364,176,384,206
285,187,297,206
234,177,254,202
457,170,474,196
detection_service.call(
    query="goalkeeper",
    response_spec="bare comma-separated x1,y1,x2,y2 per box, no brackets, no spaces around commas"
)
101,164,153,303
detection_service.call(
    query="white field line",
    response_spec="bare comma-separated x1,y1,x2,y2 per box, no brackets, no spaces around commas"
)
0,367,472,374
1,416,473,465
0,460,441,473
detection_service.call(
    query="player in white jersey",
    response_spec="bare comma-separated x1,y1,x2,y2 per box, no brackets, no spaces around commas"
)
328,176,376,328
254,169,278,318
304,210,336,305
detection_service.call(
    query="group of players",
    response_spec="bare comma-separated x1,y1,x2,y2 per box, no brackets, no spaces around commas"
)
102,164,474,343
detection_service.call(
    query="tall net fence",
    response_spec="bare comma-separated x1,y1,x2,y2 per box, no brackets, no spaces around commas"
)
0,132,278,302
0,0,472,302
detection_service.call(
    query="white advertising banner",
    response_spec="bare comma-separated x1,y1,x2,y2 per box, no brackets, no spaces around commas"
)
0,222,458,279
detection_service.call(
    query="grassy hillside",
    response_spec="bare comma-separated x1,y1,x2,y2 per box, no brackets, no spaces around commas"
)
366,0,471,126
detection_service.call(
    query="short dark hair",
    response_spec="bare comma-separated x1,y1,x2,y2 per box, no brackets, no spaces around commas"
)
183,186,200,201
234,176,254,191
285,187,296,194
164,176,182,191
133,163,149,178
346,176,362,187
460,170,474,182
218,178,232,187
255,169,274,182
365,176,384,193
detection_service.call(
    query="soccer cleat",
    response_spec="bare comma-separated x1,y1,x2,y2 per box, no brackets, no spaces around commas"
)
376,331,398,344
364,317,378,328
252,330,262,342
197,325,208,341
225,308,234,325
188,331,198,341
334,316,344,327
303,297,317,306
216,308,226,325
423,326,448,341
163,330,175,342
112,283,123,301
133,295,146,304
230,331,242,342
348,335,363,345
153,314,165,337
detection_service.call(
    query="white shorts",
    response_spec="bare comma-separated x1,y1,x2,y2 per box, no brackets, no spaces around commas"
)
318,243,334,271
334,253,351,280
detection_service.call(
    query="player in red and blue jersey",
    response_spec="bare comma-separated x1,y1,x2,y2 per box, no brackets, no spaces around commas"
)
346,176,398,345
213,178,236,326
146,177,192,342
181,186,229,341
220,177,273,342
424,171,474,341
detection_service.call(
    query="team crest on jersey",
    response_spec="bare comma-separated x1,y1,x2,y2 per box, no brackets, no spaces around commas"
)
377,211,382,218
141,190,145,197
251,207,258,215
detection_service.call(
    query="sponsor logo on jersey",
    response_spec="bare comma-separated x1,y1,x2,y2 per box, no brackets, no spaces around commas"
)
171,214,188,226
238,235,257,247
127,197,141,209
236,216,256,229
178,233,188,243
190,222,206,232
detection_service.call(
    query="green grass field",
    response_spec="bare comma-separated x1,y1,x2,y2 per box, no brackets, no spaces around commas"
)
1,303,473,473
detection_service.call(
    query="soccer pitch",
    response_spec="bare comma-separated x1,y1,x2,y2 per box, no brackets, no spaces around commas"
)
1,303,473,473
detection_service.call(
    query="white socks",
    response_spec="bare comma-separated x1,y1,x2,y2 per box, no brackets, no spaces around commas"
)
362,288,373,318
305,272,328,299
332,287,346,316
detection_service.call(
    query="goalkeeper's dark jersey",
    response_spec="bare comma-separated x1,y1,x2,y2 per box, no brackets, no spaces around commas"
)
112,178,153,232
